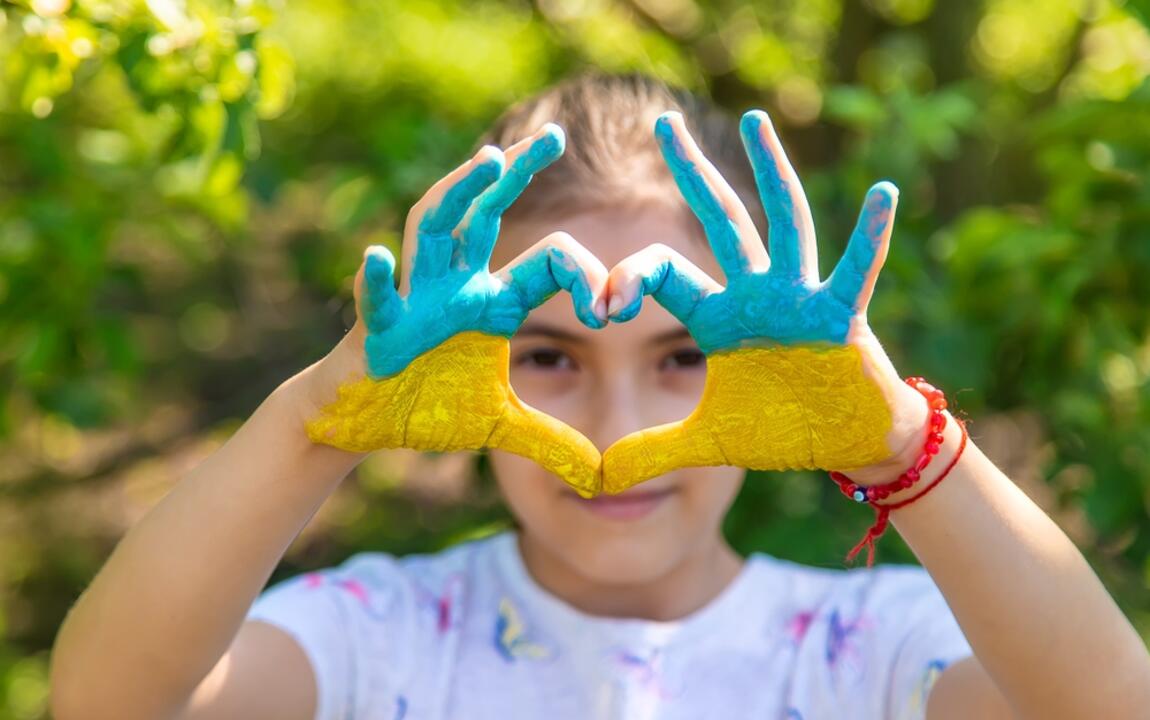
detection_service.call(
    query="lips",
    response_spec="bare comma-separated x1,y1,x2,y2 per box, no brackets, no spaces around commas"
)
564,485,676,520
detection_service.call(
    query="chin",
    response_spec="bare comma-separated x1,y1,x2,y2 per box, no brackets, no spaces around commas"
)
525,481,694,586
492,451,744,590
561,530,682,586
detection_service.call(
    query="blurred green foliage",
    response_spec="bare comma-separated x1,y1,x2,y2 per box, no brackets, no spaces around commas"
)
2,0,1150,716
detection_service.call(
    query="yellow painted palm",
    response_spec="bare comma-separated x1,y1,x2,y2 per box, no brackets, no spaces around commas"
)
601,110,915,494
305,126,608,498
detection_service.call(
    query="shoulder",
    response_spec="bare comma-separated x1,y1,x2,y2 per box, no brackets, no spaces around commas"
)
726,553,963,665
755,556,971,718
249,531,498,626
769,555,970,662
757,553,956,619
243,533,505,719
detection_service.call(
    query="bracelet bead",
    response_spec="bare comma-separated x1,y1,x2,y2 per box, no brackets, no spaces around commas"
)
827,375,968,568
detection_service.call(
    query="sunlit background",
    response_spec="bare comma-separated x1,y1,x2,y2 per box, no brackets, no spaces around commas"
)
2,0,1150,716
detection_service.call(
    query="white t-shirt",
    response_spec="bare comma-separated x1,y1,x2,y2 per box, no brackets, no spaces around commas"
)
246,530,973,720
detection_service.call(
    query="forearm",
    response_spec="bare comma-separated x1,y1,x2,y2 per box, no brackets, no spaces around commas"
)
50,362,367,719
885,414,1150,718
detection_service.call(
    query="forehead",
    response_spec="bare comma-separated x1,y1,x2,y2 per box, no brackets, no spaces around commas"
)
491,202,724,280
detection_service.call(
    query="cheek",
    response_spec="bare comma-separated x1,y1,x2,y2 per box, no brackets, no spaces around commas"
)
676,464,745,518
626,366,708,430
655,369,708,415
508,367,583,411
490,448,558,512
507,367,613,437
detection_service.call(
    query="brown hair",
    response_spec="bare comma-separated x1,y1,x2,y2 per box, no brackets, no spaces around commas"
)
476,70,768,240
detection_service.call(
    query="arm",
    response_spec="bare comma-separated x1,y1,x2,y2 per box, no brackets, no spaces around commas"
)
51,124,610,719
878,412,1150,719
49,358,366,720
602,108,1150,719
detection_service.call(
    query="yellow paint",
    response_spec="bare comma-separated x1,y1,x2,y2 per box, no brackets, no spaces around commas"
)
308,336,893,499
497,597,552,661
306,331,603,497
908,661,947,716
601,345,893,494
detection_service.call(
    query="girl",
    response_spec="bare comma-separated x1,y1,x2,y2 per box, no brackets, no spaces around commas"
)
50,72,1150,719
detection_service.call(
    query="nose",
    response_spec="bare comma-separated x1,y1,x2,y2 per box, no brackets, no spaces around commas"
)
586,371,653,452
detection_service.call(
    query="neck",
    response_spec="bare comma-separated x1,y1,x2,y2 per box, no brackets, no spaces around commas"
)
515,531,745,621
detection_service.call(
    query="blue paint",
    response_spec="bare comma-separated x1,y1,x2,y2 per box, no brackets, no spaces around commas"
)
504,244,603,330
361,125,606,379
614,110,897,354
826,182,897,309
654,113,752,277
609,253,712,324
414,154,503,279
453,128,565,272
739,109,807,279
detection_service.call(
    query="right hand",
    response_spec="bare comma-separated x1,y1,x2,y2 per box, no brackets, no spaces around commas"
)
301,125,610,497
599,110,905,494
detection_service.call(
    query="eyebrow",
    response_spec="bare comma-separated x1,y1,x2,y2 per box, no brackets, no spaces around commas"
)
516,321,695,347
516,321,586,344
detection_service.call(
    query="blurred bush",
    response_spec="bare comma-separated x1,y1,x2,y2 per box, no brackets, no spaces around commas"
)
2,1,1149,716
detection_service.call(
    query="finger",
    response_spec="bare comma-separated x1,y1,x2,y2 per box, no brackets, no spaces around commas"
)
825,181,898,314
494,231,609,329
406,145,504,285
740,110,818,281
489,393,603,498
654,111,768,280
601,419,722,494
456,124,565,271
358,245,402,334
604,243,721,326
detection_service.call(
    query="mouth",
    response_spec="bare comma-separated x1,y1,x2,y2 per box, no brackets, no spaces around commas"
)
562,485,677,521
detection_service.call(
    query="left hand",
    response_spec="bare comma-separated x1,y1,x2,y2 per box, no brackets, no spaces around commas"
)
303,124,610,498
600,110,930,494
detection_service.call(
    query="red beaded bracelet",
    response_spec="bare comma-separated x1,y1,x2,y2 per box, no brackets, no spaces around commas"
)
829,377,969,568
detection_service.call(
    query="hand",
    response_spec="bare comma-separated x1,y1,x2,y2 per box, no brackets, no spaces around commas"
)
600,110,930,494
303,125,610,497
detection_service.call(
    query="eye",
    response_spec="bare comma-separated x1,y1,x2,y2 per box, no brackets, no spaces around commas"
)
660,347,706,370
514,347,577,371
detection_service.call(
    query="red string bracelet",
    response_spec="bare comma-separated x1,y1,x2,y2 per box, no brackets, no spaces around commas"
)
829,378,969,568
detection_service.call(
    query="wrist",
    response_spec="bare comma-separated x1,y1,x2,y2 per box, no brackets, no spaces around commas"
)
287,328,365,418
834,378,933,486
857,409,964,506
888,411,967,508
832,378,962,500
276,336,372,462
828,377,970,566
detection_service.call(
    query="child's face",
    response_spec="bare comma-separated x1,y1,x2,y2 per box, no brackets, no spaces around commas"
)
489,201,745,586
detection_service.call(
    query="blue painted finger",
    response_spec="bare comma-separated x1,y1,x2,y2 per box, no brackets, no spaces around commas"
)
740,110,817,281
547,246,606,330
654,112,764,280
607,244,717,326
413,148,504,280
825,181,898,313
499,234,606,330
360,245,402,334
458,125,565,271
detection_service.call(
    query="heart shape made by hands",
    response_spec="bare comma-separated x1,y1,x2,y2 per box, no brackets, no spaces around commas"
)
306,111,910,497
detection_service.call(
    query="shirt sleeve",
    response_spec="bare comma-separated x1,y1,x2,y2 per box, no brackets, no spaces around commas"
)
882,569,974,720
245,555,405,720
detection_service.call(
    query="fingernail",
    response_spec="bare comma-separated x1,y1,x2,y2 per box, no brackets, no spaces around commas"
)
606,294,623,318
475,145,501,163
594,297,606,321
